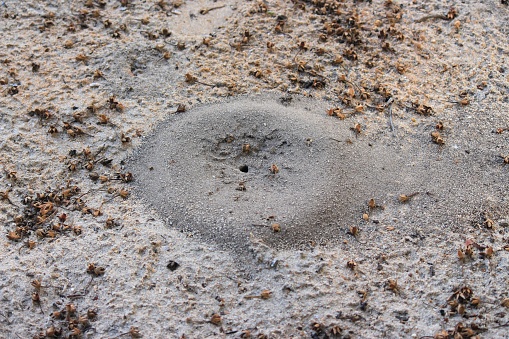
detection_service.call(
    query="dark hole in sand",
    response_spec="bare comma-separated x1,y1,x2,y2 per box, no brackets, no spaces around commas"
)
128,95,507,254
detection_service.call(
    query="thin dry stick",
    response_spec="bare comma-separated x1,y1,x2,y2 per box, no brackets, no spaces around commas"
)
414,14,447,23
494,321,509,328
385,97,395,131
199,5,226,15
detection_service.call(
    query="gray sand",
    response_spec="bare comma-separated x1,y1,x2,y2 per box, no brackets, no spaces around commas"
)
129,94,507,258
1,0,509,337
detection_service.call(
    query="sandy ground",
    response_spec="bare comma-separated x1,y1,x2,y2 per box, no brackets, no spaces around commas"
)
1,0,509,338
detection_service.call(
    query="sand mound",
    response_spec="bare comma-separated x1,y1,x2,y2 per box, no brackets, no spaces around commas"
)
128,94,507,254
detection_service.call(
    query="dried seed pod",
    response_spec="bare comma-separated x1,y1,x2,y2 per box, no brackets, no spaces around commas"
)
210,314,222,325
87,308,98,319
269,164,279,174
7,230,21,241
260,290,272,299
346,260,357,270
69,328,81,337
78,315,89,326
119,189,130,199
32,291,40,302
331,325,343,335
396,62,406,74
431,131,445,145
73,226,82,235
399,194,409,203
93,69,103,79
48,125,58,134
120,172,133,182
85,162,94,171
387,279,398,292
185,73,197,84
368,198,376,209
471,297,481,306
35,229,47,238
105,217,115,228
93,266,106,276
484,218,495,229
485,246,494,258
51,310,65,319
31,279,42,290
45,325,60,337
271,223,281,232
66,303,76,315
58,213,67,222
27,240,36,249
13,215,24,225
129,327,141,338
120,133,131,144
97,114,109,124
68,162,77,171
176,104,186,113
352,123,361,134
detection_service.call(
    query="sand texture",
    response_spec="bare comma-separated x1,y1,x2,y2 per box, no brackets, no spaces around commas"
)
1,0,509,338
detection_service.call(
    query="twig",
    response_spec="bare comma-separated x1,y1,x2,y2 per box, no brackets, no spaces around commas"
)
36,301,44,315
414,14,448,23
67,276,94,299
340,77,362,94
199,5,225,15
66,294,86,299
94,144,106,159
494,321,509,328
351,235,367,245
388,105,394,131
385,97,395,131
195,79,216,87
85,276,94,291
